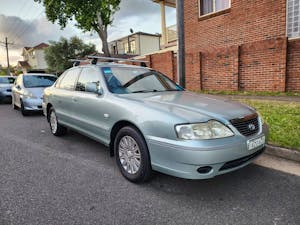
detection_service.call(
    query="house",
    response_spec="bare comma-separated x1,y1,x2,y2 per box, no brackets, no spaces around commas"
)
108,32,161,56
18,43,49,73
151,0,300,92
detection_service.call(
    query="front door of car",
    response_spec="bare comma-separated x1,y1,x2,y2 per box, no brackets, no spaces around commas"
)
12,75,22,107
71,67,110,143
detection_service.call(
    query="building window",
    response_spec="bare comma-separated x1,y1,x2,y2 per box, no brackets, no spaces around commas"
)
287,0,300,38
199,0,230,16
130,41,136,54
123,43,129,54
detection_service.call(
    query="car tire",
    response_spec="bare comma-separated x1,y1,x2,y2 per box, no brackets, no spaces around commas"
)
49,107,67,136
21,101,29,116
114,126,152,183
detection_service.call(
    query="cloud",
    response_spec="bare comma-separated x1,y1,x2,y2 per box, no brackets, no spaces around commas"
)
0,14,79,49
0,0,177,66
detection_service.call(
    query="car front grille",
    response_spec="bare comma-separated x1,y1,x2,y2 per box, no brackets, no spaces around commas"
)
230,114,259,136
219,147,265,171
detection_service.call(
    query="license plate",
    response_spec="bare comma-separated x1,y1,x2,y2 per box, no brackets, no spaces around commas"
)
247,136,265,151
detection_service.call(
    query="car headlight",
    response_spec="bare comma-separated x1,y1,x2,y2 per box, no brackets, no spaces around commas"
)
175,120,234,140
23,92,37,99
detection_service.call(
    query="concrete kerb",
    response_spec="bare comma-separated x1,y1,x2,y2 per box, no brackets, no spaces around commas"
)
265,144,300,163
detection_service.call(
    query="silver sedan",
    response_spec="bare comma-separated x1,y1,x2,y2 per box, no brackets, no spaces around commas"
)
12,73,57,116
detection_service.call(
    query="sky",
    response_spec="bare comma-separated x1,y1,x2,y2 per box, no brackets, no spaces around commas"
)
0,0,176,66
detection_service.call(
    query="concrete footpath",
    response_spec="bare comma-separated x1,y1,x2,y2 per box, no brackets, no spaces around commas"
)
254,145,300,176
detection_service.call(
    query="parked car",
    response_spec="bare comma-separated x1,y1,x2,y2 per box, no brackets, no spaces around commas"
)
0,76,15,103
42,58,268,183
12,73,57,116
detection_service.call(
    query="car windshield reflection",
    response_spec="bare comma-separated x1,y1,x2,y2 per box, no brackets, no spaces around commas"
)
23,75,57,88
102,67,183,94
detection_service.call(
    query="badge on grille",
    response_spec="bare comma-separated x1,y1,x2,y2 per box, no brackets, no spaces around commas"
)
248,123,256,131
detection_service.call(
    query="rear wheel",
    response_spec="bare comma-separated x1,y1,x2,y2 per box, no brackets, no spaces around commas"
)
49,107,67,136
114,126,152,183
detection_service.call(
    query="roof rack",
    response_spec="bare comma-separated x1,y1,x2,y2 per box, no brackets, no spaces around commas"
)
87,55,148,67
70,59,90,67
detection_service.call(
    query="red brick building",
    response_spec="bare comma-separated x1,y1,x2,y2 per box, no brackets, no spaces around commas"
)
150,0,300,92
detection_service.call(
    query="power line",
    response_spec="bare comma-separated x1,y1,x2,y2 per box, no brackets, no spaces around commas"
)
0,37,14,75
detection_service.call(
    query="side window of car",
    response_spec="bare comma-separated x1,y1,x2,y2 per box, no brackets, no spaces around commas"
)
58,69,80,90
76,68,101,92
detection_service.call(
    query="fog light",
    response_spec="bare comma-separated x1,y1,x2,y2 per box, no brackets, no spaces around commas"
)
197,166,212,174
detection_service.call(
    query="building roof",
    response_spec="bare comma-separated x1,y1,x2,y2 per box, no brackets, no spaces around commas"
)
24,47,31,50
152,0,176,7
33,42,49,49
109,32,161,43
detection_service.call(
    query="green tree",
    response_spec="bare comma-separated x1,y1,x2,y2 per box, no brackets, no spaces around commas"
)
45,36,96,73
35,0,121,56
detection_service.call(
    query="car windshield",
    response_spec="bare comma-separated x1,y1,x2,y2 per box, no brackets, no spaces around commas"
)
101,67,183,94
0,77,15,84
23,75,56,88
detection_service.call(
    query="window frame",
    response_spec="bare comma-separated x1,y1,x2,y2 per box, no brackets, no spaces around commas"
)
286,0,300,39
75,67,102,93
56,68,81,91
198,0,231,18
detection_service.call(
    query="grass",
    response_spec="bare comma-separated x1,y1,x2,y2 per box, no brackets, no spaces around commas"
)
237,99,300,151
195,90,300,97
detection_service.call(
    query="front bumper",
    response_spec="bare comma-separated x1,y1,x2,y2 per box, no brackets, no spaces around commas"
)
146,124,268,179
0,91,12,102
22,97,43,111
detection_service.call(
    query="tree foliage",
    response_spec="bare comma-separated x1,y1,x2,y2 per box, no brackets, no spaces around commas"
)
45,36,96,74
35,0,121,56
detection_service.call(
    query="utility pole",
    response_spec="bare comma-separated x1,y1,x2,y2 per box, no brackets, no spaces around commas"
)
176,0,186,88
0,37,13,75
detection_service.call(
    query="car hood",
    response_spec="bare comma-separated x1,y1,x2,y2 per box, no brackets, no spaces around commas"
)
0,83,13,89
118,91,255,123
27,87,45,98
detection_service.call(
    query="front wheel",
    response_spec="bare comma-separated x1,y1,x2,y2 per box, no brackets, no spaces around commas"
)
21,101,29,116
114,126,152,183
49,107,67,136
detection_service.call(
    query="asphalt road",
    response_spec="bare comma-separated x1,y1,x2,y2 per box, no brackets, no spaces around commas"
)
0,104,299,225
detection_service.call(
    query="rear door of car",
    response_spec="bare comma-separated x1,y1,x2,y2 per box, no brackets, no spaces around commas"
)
51,68,81,126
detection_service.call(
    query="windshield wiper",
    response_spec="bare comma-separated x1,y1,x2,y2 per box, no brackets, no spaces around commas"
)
131,89,158,93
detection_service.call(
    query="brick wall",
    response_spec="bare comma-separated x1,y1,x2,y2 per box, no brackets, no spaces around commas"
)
201,46,239,91
239,38,287,91
184,0,286,52
136,0,300,92
146,51,175,80
287,39,300,92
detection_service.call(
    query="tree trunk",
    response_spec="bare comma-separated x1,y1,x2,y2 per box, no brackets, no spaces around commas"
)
97,13,111,57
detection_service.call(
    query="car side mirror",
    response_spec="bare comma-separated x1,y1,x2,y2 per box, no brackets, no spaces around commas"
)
85,82,103,95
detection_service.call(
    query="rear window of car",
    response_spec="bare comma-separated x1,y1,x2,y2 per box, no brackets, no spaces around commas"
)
23,75,57,88
0,77,15,84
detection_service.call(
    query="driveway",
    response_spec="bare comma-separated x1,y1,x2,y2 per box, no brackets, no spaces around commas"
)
0,104,299,225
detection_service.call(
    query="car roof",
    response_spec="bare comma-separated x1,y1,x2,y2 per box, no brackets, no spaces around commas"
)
73,62,150,70
22,73,56,77
0,76,15,78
